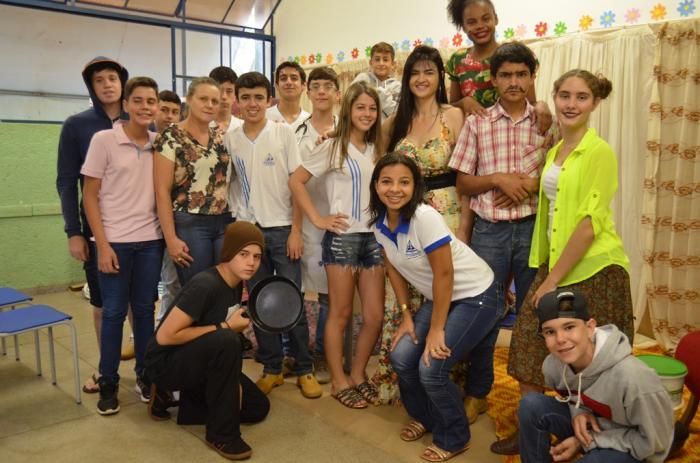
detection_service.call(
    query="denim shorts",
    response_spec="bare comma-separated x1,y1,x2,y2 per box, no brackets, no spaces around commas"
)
321,231,383,269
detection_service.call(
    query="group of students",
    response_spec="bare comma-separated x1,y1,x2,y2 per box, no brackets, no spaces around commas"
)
54,0,677,461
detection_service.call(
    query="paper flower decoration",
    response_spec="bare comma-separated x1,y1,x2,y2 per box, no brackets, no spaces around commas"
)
534,22,548,37
554,21,567,35
287,56,293,62
351,48,359,59
364,46,372,58
315,53,322,63
401,39,411,51
625,8,641,23
440,37,450,48
336,51,345,62
579,15,593,30
504,27,515,39
293,56,300,64
392,42,400,51
325,53,333,65
651,3,667,19
413,38,422,48
452,33,463,47
308,54,315,65
424,37,434,47
300,55,307,65
600,10,615,27
677,0,695,17
516,24,527,38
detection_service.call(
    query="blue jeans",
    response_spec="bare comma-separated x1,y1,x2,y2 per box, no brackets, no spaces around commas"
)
315,293,329,358
518,393,643,463
98,239,164,383
390,282,502,452
174,211,234,285
465,215,537,398
250,225,312,375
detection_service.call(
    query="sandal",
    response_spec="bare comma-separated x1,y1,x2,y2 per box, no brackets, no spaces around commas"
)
356,380,379,406
331,387,368,409
400,420,427,442
421,442,470,462
82,373,100,394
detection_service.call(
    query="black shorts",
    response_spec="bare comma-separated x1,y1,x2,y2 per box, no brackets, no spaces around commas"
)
84,239,102,308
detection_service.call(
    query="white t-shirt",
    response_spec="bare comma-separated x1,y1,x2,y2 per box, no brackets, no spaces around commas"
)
224,120,301,227
302,139,375,234
209,117,243,134
374,204,494,301
542,163,562,241
266,105,310,133
296,117,334,294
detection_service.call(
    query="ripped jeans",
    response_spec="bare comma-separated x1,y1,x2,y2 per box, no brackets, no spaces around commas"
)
321,231,383,269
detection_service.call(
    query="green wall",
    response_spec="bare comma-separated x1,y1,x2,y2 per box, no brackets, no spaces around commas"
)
0,123,84,290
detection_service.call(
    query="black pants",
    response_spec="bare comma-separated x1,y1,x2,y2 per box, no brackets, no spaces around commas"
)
152,330,269,443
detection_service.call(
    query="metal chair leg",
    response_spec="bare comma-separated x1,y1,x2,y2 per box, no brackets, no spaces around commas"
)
67,321,82,404
1,337,6,356
14,334,19,361
48,327,57,385
34,330,42,376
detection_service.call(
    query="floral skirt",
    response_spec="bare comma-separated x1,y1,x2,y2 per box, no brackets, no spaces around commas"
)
507,264,634,387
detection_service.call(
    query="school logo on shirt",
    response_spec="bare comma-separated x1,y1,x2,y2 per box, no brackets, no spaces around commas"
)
263,153,275,166
405,240,421,259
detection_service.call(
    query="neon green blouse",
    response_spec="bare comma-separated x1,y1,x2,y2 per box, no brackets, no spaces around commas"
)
529,128,630,285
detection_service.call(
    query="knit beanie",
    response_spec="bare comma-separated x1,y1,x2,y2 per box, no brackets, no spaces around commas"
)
220,222,265,262
536,289,590,330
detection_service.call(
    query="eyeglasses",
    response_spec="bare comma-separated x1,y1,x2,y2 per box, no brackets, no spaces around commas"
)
309,83,337,92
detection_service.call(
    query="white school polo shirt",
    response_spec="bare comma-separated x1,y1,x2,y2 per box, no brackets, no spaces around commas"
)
374,204,493,301
302,139,375,234
296,118,335,294
80,124,162,243
224,120,301,227
266,105,310,133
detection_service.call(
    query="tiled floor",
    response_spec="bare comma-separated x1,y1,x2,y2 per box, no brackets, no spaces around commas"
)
0,290,507,462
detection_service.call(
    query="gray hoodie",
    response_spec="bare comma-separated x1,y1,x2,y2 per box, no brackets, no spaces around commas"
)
542,324,673,462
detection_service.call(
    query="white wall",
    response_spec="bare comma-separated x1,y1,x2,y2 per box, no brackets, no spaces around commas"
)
274,0,698,64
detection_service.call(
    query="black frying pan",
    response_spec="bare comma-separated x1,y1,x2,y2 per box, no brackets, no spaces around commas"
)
242,276,304,333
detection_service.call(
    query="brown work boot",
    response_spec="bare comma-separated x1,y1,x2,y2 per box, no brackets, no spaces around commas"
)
464,396,488,424
255,373,284,395
490,430,519,455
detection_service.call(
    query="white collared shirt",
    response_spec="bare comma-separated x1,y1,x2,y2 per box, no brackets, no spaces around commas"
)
266,105,310,133
374,204,493,300
302,139,375,234
224,120,301,227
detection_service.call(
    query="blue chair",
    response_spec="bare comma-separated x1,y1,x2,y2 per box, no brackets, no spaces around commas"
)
0,287,33,359
0,304,82,403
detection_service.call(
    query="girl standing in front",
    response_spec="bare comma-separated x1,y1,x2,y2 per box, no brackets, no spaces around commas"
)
499,70,635,454
289,81,384,409
369,153,500,462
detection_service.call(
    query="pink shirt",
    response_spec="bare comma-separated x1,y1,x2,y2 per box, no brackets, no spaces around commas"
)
81,124,162,243
449,101,553,221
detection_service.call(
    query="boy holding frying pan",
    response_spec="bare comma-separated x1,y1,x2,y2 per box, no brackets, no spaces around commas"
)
144,221,270,461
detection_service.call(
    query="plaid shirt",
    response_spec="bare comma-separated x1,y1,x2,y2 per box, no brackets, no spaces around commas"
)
449,101,554,221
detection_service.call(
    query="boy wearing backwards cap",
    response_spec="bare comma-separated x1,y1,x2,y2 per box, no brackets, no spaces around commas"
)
145,222,270,461
518,290,673,463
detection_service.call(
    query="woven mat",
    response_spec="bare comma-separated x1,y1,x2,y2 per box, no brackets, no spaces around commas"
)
488,346,699,462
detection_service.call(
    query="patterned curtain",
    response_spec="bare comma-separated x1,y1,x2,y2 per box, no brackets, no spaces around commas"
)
641,19,700,351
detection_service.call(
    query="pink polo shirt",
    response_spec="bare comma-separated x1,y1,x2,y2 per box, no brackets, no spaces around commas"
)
81,124,162,243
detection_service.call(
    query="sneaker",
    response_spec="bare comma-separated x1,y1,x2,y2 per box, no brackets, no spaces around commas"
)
281,356,296,377
313,358,331,384
147,384,172,421
134,375,151,403
97,380,120,416
297,374,322,399
464,396,488,424
206,436,252,460
255,373,284,395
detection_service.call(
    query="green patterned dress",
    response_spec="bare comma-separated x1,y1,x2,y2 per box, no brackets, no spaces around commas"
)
446,48,498,108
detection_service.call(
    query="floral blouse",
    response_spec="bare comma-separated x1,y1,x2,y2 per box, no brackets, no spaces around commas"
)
154,125,232,215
